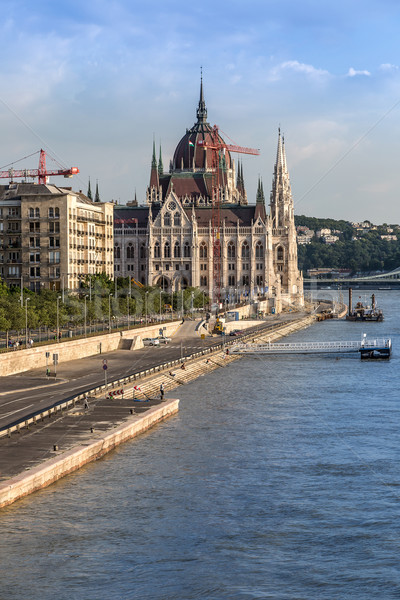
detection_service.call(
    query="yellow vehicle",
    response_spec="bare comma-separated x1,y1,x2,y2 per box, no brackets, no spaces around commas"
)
164,304,172,311
131,278,144,288
213,318,224,334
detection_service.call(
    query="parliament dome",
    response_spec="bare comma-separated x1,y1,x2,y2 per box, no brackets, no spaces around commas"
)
172,79,232,172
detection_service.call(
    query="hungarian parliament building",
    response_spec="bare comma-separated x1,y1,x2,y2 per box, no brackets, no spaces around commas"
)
114,80,303,309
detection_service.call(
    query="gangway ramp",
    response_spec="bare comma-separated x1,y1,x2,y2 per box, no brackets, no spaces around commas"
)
231,338,392,359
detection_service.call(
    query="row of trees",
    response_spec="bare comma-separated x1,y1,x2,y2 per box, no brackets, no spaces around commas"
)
0,275,210,333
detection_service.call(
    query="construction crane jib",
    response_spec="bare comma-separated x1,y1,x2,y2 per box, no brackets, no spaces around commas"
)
197,125,259,308
0,149,79,184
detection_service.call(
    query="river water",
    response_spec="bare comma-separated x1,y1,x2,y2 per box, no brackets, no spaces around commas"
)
1,290,399,600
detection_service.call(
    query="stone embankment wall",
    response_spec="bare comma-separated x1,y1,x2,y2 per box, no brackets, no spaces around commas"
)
0,314,316,508
0,321,181,377
0,399,179,509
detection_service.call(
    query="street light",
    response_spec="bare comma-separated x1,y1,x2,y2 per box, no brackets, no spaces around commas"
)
159,289,162,323
25,297,30,348
108,294,112,332
191,291,194,319
145,290,149,324
84,295,87,338
56,295,61,342
181,289,184,319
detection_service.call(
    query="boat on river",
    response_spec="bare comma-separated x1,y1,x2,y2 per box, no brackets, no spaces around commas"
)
346,289,383,322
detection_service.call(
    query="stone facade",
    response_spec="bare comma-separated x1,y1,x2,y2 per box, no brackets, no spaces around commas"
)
114,84,303,310
0,183,114,292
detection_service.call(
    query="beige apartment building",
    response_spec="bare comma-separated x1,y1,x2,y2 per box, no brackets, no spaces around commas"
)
0,182,113,292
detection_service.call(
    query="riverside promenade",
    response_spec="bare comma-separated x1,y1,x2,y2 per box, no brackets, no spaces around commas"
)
0,313,316,508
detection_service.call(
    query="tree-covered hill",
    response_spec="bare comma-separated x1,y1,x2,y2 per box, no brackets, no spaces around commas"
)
294,215,400,274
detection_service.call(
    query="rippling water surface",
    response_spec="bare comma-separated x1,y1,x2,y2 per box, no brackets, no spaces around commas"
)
1,291,400,600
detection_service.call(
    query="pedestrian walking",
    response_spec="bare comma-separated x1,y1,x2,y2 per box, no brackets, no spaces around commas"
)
83,396,89,410
160,383,164,400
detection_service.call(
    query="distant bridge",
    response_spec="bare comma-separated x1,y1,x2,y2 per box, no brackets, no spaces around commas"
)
304,266,400,287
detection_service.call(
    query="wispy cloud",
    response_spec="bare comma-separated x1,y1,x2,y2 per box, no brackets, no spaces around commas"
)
347,67,371,77
270,60,330,82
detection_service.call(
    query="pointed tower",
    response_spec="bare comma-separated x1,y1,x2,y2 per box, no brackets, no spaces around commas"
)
158,144,164,176
270,129,303,305
147,138,162,204
255,177,266,220
95,180,100,203
87,178,93,201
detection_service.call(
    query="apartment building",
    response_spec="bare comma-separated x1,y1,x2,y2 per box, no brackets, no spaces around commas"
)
0,182,114,292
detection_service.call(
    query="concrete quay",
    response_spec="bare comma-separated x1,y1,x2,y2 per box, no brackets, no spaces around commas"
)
0,313,316,508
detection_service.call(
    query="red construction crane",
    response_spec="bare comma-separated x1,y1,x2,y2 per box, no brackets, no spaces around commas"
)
198,125,259,307
0,149,79,184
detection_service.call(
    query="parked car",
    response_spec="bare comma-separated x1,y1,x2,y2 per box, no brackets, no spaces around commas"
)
158,336,171,344
143,337,160,346
229,329,243,336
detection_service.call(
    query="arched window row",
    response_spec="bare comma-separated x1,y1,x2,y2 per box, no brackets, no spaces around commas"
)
199,242,207,259
127,243,134,259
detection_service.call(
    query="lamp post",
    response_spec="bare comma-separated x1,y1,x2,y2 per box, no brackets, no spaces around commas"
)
25,297,30,348
159,289,162,323
56,295,61,342
145,290,149,324
191,291,194,320
108,294,112,332
181,289,184,319
127,295,130,329
84,295,87,338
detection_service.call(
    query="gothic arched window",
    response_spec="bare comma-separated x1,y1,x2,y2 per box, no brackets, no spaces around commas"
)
241,241,250,259
200,276,207,286
154,242,160,258
114,244,120,259
277,246,284,261
164,242,170,258
164,212,171,227
174,213,180,227
255,242,264,259
227,242,236,259
174,242,181,258
127,243,134,259
29,208,34,218
199,242,207,259
140,244,146,259
183,242,191,257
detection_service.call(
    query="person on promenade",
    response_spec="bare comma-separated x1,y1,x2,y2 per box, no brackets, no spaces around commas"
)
83,396,89,410
180,362,186,370
160,383,164,400
168,371,176,378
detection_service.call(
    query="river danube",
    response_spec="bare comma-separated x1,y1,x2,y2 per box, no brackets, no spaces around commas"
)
1,290,399,599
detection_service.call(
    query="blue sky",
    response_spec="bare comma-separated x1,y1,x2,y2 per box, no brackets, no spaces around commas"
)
1,0,400,223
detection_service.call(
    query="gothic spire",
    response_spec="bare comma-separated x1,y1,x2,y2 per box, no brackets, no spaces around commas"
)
87,177,92,201
256,177,265,204
94,180,100,202
196,68,207,123
158,143,163,176
149,137,160,190
151,138,157,169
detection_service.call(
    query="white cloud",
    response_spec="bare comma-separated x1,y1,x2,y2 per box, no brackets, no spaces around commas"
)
270,60,330,82
379,63,399,72
347,67,371,77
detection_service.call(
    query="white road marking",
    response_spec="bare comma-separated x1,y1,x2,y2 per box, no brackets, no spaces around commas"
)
2,404,34,419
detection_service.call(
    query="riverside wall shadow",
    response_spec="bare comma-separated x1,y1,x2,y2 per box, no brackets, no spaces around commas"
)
0,321,181,377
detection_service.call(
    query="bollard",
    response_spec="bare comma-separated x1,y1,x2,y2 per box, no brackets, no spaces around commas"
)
130,409,134,415
53,444,58,451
